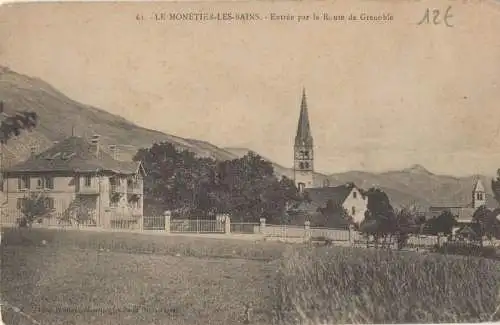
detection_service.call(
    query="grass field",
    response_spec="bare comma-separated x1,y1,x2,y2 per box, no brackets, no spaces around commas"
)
2,228,500,325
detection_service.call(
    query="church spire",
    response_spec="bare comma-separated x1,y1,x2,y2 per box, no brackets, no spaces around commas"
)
295,88,313,147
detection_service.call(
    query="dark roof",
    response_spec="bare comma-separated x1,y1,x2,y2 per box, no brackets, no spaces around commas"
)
294,88,313,147
292,183,361,212
4,136,143,175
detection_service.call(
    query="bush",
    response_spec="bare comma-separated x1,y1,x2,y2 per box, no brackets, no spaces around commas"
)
433,242,498,259
272,246,500,324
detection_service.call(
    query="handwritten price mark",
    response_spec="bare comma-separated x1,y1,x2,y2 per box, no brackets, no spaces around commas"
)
417,6,453,27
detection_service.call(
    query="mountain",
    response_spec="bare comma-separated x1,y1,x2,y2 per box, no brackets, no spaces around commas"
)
0,66,237,169
226,148,498,210
327,166,497,210
1,66,497,211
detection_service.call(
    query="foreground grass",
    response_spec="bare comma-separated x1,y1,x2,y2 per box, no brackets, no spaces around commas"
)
1,227,287,261
273,246,500,324
2,228,500,325
2,247,278,325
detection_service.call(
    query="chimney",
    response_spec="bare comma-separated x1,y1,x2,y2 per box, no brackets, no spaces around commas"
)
109,145,118,160
90,134,100,156
30,144,38,156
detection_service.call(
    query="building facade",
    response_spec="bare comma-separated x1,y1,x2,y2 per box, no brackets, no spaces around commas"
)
428,179,491,225
2,135,145,227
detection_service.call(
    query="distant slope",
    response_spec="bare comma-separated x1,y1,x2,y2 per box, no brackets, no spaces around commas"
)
0,66,237,168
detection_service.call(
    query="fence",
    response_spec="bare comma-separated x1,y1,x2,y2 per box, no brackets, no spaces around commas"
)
1,208,497,250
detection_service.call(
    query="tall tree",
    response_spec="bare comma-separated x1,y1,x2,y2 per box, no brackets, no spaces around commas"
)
426,210,457,246
359,188,397,247
492,169,500,205
0,101,38,144
472,206,500,245
135,145,303,221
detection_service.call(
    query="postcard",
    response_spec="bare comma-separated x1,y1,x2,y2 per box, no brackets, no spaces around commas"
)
1,1,499,324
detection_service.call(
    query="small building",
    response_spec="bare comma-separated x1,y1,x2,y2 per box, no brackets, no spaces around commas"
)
2,135,146,227
428,179,497,229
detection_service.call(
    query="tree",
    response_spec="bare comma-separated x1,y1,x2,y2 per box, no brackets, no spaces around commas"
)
492,169,500,205
0,101,38,144
315,199,352,228
59,199,97,226
359,188,397,248
135,145,305,222
425,210,457,246
18,192,53,227
472,206,500,245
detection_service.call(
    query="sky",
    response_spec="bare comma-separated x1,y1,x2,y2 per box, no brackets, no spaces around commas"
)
1,0,500,176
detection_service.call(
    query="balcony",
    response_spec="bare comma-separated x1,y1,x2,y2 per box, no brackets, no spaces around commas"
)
110,184,126,193
77,185,100,195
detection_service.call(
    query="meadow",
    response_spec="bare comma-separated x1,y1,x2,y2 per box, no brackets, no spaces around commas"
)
1,228,500,325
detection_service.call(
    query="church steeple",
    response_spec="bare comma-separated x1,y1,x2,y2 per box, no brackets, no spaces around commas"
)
472,178,486,209
293,88,315,191
295,88,313,147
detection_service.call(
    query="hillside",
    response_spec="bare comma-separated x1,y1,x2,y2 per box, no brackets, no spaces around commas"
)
1,66,497,211
0,66,237,169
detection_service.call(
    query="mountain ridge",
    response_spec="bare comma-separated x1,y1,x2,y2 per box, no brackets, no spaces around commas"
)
1,66,497,210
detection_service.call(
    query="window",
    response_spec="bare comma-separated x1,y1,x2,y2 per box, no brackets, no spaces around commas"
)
16,198,25,209
36,176,54,189
18,176,30,190
304,162,309,169
43,197,54,209
84,176,92,187
304,151,309,159
352,206,356,215
353,191,357,199
44,177,54,189
299,162,304,169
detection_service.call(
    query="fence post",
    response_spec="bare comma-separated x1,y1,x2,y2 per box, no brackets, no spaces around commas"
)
139,215,144,232
225,214,231,234
259,218,266,234
304,220,311,241
164,210,171,233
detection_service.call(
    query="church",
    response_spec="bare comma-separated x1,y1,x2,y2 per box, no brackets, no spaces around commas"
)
289,89,368,225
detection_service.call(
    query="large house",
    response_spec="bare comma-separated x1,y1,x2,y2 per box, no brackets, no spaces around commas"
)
290,183,368,225
2,135,145,227
290,89,368,225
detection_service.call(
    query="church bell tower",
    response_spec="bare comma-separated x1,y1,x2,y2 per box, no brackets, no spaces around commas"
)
293,88,314,191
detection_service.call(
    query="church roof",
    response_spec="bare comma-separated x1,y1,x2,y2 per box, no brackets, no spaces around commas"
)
294,88,313,147
4,136,144,176
473,179,485,192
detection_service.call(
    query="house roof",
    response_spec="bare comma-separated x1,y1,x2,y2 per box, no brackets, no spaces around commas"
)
292,183,360,212
4,136,144,175
429,207,480,223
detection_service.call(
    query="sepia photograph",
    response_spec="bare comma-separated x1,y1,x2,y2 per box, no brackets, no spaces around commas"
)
0,0,500,324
